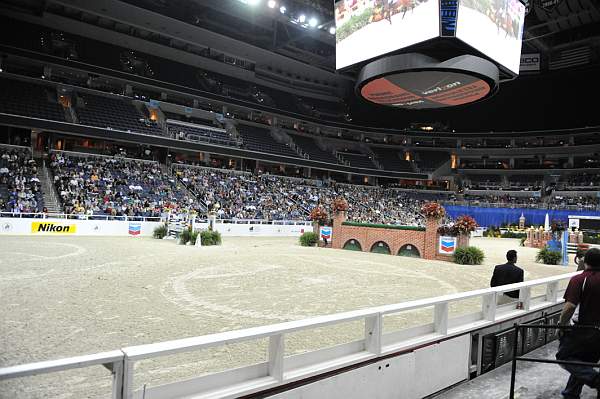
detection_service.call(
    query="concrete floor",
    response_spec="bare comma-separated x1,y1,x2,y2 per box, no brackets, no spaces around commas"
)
436,342,598,399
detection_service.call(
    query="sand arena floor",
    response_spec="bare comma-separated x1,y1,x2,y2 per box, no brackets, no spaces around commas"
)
0,236,576,398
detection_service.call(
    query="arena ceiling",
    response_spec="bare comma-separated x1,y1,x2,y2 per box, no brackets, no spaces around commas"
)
1,0,600,131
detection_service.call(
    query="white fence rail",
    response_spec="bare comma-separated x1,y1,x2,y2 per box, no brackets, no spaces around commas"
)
0,272,577,399
0,212,309,225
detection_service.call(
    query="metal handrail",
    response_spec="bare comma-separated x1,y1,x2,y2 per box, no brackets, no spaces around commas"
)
509,323,600,399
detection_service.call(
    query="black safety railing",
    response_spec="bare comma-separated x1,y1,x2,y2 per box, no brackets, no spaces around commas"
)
509,323,600,399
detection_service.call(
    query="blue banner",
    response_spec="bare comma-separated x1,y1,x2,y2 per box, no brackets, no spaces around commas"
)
561,231,569,266
445,205,600,227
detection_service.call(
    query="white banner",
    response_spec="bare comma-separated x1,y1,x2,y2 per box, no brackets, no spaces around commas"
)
0,217,162,236
520,53,541,71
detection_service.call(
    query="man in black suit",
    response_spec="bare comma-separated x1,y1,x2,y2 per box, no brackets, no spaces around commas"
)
491,250,524,305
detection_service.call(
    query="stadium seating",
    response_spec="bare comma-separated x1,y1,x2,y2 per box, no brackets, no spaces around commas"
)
167,121,238,147
414,151,450,171
0,147,44,213
338,152,378,169
290,135,339,164
76,93,164,136
49,153,197,217
237,124,300,157
174,165,436,224
0,78,65,122
371,148,415,172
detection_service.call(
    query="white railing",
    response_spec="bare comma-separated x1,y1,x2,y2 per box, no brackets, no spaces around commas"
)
50,149,159,164
0,212,311,226
0,212,163,222
0,272,578,399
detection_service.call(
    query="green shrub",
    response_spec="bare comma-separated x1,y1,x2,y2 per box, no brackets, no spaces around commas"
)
299,232,319,247
190,230,199,245
153,224,168,239
584,233,600,245
453,246,485,265
536,246,562,265
342,221,425,231
200,230,222,246
179,228,191,245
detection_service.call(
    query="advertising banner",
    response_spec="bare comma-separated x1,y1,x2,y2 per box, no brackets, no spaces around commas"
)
320,226,332,242
31,221,77,234
439,236,457,254
128,223,142,236
520,53,541,71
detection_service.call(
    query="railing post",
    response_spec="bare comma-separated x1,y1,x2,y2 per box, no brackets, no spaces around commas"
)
434,303,449,335
509,324,519,399
365,314,382,355
268,334,285,381
482,292,497,321
546,281,559,303
519,287,531,311
111,359,124,399
122,358,135,399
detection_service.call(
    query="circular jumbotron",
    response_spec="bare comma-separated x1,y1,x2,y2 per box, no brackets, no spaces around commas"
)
356,53,500,109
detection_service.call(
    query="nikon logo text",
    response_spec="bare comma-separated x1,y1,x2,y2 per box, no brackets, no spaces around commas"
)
31,222,77,234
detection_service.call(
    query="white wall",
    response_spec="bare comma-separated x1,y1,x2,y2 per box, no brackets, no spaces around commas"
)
268,335,470,399
0,218,311,237
0,217,163,237
195,222,311,237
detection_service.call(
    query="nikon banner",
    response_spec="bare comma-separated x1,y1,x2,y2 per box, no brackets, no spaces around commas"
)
31,222,77,234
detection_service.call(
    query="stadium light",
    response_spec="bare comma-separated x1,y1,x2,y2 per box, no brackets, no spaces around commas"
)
329,26,336,35
279,5,286,13
267,0,276,8
309,17,318,28
298,14,306,23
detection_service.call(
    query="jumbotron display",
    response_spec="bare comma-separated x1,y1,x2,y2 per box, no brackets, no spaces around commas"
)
335,0,440,70
360,71,492,109
356,54,500,109
456,0,525,74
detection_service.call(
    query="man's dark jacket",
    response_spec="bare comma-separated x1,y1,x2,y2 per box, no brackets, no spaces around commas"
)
491,262,524,298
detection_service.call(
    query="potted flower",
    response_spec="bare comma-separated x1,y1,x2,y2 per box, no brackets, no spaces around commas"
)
454,215,478,234
332,197,349,214
420,202,446,220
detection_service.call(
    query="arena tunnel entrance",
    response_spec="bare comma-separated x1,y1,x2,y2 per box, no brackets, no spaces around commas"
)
370,241,391,255
398,244,421,258
343,239,362,251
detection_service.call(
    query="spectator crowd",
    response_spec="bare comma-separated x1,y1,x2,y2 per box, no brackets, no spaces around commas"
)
0,147,43,213
2,149,599,222
50,153,198,218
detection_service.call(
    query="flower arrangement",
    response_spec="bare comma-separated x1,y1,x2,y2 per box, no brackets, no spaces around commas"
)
420,202,446,219
332,197,349,213
454,215,478,234
309,206,329,224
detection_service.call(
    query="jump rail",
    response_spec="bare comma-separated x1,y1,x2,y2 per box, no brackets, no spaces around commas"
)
0,272,578,399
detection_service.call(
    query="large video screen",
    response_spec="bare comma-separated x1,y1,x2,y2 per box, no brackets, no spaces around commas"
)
456,0,525,74
335,0,440,70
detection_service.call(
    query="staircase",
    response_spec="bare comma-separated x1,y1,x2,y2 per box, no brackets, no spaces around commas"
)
166,165,207,212
38,160,62,213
